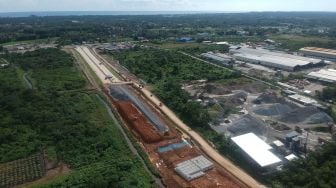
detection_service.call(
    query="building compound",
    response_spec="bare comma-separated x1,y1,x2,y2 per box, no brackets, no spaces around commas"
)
230,46,323,71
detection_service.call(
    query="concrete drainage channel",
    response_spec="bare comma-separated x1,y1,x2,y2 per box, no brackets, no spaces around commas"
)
95,94,165,188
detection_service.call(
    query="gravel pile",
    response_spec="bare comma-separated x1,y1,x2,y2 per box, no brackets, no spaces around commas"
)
253,103,293,117
228,114,266,135
306,112,333,124
253,92,284,104
279,106,333,124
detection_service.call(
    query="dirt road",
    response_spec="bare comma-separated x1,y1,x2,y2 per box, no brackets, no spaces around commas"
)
81,45,265,188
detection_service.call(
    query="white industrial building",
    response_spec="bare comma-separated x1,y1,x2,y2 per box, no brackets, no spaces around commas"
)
288,94,318,106
300,47,336,60
231,133,282,167
307,69,336,83
201,52,234,65
174,155,214,181
230,47,323,71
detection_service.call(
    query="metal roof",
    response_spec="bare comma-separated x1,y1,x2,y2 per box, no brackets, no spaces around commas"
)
231,133,282,167
230,47,322,69
190,156,214,171
307,69,336,83
174,155,213,181
289,94,318,105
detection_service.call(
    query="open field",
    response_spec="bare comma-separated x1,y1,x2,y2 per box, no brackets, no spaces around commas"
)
271,34,336,51
0,38,59,46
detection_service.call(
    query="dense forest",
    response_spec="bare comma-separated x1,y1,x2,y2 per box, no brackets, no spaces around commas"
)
1,12,336,50
273,142,336,188
0,49,153,187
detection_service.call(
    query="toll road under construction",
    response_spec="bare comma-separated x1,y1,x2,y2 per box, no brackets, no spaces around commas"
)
76,45,259,188
110,85,169,133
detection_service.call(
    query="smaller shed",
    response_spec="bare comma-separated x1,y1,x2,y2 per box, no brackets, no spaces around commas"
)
174,155,214,181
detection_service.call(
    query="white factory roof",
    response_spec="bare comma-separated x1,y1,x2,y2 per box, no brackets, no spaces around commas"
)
231,133,282,167
289,94,318,105
231,47,322,68
307,69,336,83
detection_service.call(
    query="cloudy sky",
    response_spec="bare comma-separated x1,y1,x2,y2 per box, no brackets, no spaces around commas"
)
0,0,335,12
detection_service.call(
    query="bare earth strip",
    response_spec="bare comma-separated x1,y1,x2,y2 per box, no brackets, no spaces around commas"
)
77,45,265,188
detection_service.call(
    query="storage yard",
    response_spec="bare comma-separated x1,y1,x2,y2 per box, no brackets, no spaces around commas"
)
75,45,252,188
183,77,334,173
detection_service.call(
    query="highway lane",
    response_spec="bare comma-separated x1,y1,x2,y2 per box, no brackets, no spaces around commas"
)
75,46,120,84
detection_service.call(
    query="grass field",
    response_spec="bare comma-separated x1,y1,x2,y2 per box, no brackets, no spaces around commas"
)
271,34,336,51
0,38,59,46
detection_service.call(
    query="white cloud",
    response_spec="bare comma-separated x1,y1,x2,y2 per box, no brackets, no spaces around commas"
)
0,0,335,12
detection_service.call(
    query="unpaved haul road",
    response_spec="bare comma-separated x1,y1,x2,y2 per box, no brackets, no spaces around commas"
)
80,45,265,188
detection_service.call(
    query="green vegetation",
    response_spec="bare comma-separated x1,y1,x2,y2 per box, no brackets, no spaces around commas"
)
271,34,336,51
111,48,237,129
111,48,235,84
0,49,152,187
317,86,336,102
0,153,45,187
144,41,229,54
317,86,336,121
272,143,336,188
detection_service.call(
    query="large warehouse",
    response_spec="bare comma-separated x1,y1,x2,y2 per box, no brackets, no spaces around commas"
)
231,133,282,167
230,47,323,71
300,47,336,60
307,69,336,83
